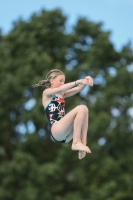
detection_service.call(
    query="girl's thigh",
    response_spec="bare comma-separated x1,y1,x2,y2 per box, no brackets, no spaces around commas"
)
51,106,80,141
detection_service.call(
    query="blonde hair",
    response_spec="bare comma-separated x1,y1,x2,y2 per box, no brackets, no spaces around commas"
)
32,69,65,88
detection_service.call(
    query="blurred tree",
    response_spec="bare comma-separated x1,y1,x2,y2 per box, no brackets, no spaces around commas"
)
0,8,133,200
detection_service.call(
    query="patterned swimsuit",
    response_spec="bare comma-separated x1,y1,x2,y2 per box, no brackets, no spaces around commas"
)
44,94,66,143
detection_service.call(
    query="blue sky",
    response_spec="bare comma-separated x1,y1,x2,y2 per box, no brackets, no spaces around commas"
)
0,0,133,51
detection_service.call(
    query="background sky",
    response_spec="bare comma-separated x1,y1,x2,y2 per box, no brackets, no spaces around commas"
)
0,0,133,51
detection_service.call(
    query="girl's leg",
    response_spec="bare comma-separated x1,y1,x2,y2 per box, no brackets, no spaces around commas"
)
71,109,89,152
51,105,91,153
78,110,89,159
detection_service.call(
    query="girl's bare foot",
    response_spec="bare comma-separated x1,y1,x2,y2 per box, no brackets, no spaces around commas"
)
71,142,91,153
78,151,86,159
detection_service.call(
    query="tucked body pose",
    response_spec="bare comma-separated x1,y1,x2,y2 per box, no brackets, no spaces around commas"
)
32,69,93,159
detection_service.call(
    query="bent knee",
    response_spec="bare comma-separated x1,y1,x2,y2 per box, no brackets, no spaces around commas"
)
77,105,88,114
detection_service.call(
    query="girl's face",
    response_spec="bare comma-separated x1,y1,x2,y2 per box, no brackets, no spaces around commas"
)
50,74,65,88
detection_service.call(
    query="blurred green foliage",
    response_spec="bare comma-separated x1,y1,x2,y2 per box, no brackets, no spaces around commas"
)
0,8,133,200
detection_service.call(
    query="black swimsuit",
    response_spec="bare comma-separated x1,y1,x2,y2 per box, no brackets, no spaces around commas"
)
44,94,66,143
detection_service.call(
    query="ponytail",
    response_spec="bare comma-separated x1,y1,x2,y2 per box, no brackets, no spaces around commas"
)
32,69,65,88
32,79,50,88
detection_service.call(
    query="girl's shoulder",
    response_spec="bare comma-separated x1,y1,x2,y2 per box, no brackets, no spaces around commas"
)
43,87,62,97
43,88,52,96
42,89,52,100
43,88,48,95
42,89,53,108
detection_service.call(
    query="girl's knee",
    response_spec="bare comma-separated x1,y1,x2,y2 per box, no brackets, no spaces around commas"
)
77,105,88,114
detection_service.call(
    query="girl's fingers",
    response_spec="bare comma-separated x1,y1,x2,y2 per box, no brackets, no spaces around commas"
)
85,76,93,86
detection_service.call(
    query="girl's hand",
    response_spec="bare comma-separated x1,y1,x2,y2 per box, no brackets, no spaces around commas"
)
81,76,93,86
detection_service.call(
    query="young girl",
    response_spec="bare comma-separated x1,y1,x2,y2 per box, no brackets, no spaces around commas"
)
32,69,93,159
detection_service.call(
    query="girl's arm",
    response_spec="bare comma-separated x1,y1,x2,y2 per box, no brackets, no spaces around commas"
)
63,76,93,98
44,76,93,97
63,84,86,98
44,80,82,97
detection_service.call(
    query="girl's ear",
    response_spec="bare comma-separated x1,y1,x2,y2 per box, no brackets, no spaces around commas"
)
50,79,54,85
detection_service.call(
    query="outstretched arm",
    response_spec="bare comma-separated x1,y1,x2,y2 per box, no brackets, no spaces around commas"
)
44,76,93,97
63,76,93,98
63,83,86,98
44,79,81,97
